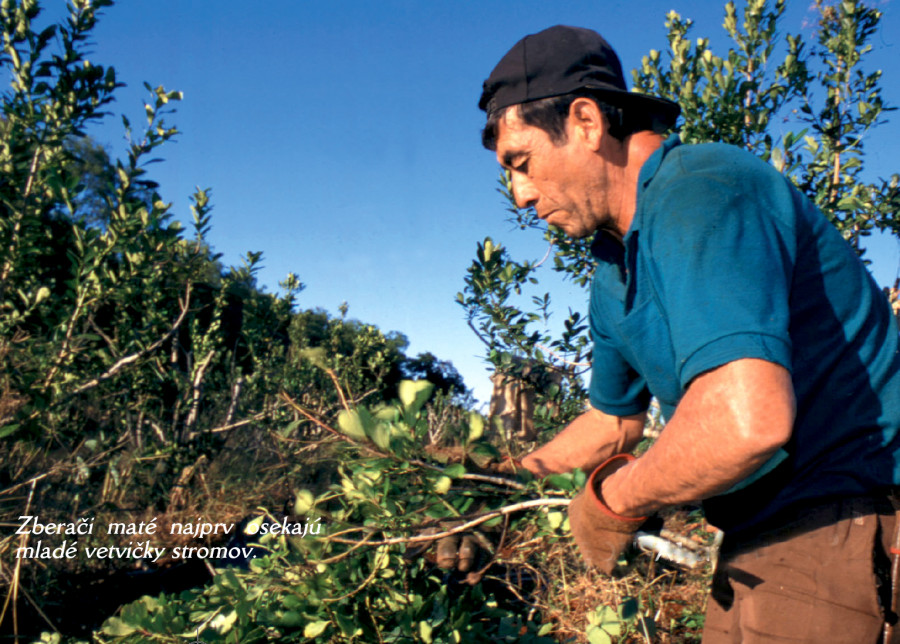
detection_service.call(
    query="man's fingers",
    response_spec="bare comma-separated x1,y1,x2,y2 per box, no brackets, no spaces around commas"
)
434,533,484,571
436,535,460,569
458,535,478,572
492,456,523,476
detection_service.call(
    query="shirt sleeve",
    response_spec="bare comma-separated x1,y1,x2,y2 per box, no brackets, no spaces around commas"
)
643,165,796,389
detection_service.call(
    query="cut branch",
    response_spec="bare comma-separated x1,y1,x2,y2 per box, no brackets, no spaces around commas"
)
324,498,570,547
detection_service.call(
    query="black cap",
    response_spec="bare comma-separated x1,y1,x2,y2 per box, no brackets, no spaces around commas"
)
479,25,680,129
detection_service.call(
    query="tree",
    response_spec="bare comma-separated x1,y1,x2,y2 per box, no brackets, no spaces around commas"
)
634,0,899,247
402,352,467,399
0,2,482,636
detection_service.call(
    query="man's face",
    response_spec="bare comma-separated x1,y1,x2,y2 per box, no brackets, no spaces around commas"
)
494,106,613,239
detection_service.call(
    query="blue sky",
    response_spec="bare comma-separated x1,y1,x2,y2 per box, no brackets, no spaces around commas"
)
65,0,900,405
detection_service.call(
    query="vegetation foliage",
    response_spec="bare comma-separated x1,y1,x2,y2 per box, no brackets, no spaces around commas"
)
0,0,895,642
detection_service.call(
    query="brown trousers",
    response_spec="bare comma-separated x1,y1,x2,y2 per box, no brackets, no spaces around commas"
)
702,496,897,644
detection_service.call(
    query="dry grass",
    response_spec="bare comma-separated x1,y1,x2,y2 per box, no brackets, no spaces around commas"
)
0,425,322,638
489,505,714,643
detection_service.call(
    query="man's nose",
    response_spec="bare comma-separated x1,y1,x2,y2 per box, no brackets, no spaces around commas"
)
511,173,538,210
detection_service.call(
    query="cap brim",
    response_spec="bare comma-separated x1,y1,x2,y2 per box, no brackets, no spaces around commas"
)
582,85,681,129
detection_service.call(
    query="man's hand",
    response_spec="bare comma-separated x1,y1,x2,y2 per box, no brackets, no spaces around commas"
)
481,455,529,477
436,533,477,570
434,530,491,572
423,457,531,579
568,454,647,574
402,523,494,584
514,408,647,478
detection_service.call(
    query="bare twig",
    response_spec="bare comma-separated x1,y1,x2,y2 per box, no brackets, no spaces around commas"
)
466,318,494,349
324,498,570,547
41,287,93,389
451,470,526,491
0,470,54,497
182,349,216,442
88,315,119,358
279,393,352,441
147,419,167,444
0,570,57,634
532,240,555,269
22,146,42,199
324,368,351,412
207,412,268,435
349,387,380,406
224,376,245,426
314,532,377,566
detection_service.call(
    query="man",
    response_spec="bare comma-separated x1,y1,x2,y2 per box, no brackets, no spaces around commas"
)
478,25,900,643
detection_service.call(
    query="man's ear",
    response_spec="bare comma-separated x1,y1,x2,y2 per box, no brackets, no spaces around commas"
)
568,97,605,151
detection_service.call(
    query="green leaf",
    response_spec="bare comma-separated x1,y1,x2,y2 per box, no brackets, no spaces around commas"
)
337,410,367,441
243,515,265,535
595,605,623,636
586,626,613,644
357,406,376,435
210,609,237,634
293,489,315,514
371,423,391,451
0,424,20,439
99,617,137,637
34,286,50,304
572,468,587,489
545,473,574,491
546,511,564,530
280,419,302,438
468,442,500,462
443,463,466,479
483,237,495,261
299,346,328,369
335,611,360,636
619,597,639,621
303,619,330,637
374,405,399,421
398,379,434,416
483,515,503,528
638,615,658,639
467,412,484,442
434,475,452,495
419,620,434,643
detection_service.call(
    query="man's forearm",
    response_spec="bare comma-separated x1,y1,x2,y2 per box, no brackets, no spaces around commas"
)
521,407,646,477
600,359,795,518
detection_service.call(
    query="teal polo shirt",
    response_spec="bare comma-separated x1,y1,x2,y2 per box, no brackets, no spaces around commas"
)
588,136,900,532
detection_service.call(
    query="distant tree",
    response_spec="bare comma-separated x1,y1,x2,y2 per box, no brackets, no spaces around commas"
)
402,351,467,398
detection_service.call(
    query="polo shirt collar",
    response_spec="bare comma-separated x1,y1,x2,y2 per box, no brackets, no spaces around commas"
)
591,133,682,259
637,133,682,194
